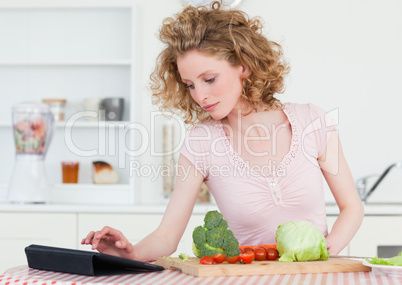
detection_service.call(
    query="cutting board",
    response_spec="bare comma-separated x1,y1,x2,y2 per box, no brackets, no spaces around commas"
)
155,257,371,277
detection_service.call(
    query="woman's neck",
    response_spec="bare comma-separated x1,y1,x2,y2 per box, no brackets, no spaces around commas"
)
222,106,286,138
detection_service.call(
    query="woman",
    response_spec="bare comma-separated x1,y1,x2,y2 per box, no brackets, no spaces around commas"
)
81,1,364,262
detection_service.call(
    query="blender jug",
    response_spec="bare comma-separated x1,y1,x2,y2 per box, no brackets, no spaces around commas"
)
8,102,54,203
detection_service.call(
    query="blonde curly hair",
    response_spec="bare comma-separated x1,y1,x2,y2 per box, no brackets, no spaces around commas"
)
150,1,289,124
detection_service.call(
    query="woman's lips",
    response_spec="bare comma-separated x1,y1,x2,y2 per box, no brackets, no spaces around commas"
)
203,102,219,112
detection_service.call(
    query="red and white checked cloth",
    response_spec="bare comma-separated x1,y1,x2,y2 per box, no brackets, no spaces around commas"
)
1,266,401,285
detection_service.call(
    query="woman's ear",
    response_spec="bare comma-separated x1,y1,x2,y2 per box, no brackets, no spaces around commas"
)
240,64,251,79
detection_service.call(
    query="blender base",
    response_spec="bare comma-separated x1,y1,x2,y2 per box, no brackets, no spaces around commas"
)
8,155,51,204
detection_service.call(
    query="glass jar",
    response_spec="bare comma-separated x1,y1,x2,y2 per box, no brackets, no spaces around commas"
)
42,99,67,121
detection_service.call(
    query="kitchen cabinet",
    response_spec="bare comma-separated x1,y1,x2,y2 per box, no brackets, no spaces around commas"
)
0,211,205,274
348,216,402,258
1,206,400,274
0,0,141,204
77,213,205,256
0,212,76,274
77,213,165,250
0,212,347,274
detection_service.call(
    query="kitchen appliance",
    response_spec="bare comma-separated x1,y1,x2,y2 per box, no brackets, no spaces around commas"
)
8,102,54,204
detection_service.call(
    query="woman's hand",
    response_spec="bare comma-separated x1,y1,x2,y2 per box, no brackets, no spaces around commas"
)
81,226,135,260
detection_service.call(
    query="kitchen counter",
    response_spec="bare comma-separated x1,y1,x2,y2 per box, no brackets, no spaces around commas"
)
0,202,402,215
0,202,217,215
1,265,401,285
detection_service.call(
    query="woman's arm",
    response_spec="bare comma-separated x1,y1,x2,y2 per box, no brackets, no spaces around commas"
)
318,131,364,255
131,154,204,261
82,154,204,262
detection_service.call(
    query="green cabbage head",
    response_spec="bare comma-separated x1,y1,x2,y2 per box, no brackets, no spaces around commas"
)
275,220,330,262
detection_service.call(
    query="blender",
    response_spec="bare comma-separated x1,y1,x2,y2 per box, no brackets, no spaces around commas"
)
8,102,55,204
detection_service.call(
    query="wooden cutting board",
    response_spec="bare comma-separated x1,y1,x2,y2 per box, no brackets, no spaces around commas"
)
155,257,371,277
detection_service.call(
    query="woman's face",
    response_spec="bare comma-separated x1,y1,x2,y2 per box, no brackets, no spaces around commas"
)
177,49,249,121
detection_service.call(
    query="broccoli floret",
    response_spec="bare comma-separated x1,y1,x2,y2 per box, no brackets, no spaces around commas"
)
206,227,224,248
217,218,228,230
192,243,200,257
223,229,238,248
225,245,241,258
198,243,225,257
223,229,240,257
192,225,207,245
204,210,223,230
192,210,240,258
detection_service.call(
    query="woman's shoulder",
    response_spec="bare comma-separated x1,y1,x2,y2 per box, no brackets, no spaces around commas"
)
283,102,336,136
182,119,223,150
180,119,222,157
283,102,330,123
283,102,325,114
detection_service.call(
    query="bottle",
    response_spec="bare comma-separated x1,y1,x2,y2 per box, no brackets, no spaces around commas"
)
162,120,175,199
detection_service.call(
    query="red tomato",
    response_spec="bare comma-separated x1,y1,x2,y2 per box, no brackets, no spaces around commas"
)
225,255,239,264
200,256,214,265
254,247,267,261
266,248,279,261
261,244,277,250
239,251,255,264
239,247,245,253
212,254,226,264
242,246,254,253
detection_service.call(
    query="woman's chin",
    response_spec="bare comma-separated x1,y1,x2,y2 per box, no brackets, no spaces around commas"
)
209,113,226,121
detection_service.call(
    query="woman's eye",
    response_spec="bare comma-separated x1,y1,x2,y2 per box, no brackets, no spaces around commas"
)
205,78,215,83
185,83,195,89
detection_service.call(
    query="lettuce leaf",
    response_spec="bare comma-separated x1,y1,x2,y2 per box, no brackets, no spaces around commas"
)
275,220,330,262
366,252,402,266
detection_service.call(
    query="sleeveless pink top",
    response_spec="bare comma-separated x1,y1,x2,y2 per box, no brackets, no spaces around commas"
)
180,103,336,245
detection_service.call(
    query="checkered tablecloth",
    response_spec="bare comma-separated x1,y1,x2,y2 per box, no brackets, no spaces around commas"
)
1,266,401,285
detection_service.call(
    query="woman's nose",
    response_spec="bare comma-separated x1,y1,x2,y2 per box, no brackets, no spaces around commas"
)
192,86,208,104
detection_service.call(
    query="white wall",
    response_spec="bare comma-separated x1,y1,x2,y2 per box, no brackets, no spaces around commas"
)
1,0,400,204
137,0,402,204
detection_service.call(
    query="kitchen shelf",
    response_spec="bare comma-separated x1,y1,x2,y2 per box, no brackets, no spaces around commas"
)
58,120,132,128
51,183,134,205
0,0,141,205
0,183,135,206
0,121,132,128
0,122,11,127
0,61,132,66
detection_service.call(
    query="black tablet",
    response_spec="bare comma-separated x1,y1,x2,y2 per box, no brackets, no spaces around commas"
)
25,244,165,276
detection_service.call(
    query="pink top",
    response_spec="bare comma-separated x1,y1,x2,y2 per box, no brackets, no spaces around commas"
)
180,103,336,246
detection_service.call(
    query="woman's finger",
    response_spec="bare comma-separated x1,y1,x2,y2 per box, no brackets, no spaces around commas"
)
81,231,95,245
91,231,104,249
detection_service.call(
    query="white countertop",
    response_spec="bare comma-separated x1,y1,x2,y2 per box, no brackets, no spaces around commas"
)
325,203,402,216
0,202,218,215
0,202,401,215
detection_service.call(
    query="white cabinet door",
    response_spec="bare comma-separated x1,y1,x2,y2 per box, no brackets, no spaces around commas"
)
349,216,402,258
0,213,76,274
77,213,205,258
77,213,164,251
